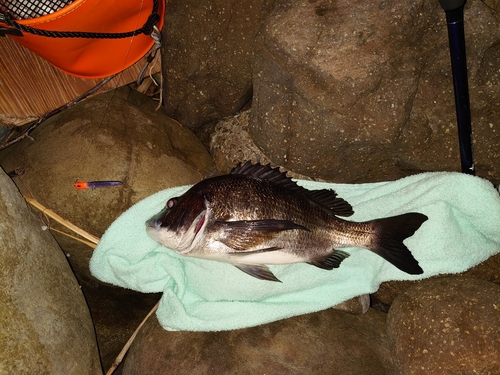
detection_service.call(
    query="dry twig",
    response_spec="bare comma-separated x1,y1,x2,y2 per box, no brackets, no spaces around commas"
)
105,301,160,375
0,75,117,151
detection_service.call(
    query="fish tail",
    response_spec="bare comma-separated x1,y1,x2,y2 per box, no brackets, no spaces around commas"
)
369,212,427,275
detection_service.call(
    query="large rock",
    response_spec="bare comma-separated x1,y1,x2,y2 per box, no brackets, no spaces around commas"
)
387,277,500,375
161,0,268,130
122,307,394,375
373,251,500,307
0,168,102,374
250,0,500,183
0,86,214,282
210,109,311,179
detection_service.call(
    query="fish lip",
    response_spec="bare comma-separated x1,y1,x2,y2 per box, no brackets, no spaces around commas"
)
145,217,161,230
145,206,169,229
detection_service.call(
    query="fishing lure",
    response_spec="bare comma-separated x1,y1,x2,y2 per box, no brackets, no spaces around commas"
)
74,180,123,190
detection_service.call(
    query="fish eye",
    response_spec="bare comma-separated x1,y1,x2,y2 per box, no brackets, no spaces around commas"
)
167,198,178,209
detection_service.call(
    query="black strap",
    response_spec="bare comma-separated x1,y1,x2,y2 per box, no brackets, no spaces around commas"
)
0,0,160,38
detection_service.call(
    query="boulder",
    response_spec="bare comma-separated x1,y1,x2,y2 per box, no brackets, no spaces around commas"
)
0,86,214,282
0,168,102,374
210,109,311,179
373,252,500,307
161,0,268,130
250,0,500,183
387,277,500,375
122,307,394,375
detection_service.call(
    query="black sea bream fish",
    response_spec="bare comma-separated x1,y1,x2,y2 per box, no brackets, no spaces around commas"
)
146,162,427,282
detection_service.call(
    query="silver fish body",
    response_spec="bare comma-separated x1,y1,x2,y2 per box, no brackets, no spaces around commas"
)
146,162,427,282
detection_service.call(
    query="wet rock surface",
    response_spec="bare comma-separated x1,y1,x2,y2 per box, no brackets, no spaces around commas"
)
210,110,312,180
122,307,393,375
374,252,500,306
83,283,161,373
250,0,500,183
161,0,268,130
0,169,102,374
387,277,500,375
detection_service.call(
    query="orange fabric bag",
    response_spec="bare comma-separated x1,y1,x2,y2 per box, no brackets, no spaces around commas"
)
0,0,165,78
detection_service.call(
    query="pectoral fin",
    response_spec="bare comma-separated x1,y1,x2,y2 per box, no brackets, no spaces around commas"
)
233,263,281,282
216,219,309,251
227,247,282,255
222,219,309,232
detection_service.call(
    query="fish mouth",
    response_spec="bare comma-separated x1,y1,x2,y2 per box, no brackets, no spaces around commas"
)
145,210,207,254
145,218,162,231
145,206,168,230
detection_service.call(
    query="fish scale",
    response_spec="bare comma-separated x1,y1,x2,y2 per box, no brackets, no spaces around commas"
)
205,176,355,253
146,162,428,282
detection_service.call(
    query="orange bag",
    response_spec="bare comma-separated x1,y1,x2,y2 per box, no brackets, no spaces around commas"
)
0,0,165,78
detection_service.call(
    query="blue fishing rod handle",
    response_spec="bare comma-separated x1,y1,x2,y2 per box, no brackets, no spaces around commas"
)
438,0,466,11
439,0,475,175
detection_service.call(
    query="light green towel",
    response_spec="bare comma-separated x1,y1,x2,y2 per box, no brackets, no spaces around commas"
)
90,172,500,331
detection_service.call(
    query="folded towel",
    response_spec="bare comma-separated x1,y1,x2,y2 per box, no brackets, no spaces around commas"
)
90,172,500,331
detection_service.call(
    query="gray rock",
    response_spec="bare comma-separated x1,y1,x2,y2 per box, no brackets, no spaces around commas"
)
250,0,500,183
0,86,214,281
387,277,500,375
373,252,500,307
122,307,393,375
484,0,500,12
0,168,102,374
210,109,312,180
161,0,268,130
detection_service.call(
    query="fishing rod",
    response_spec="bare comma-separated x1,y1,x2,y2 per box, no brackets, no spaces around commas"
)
438,0,475,175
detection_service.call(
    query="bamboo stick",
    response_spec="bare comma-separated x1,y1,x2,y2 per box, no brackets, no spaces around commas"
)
48,227,97,249
24,195,100,245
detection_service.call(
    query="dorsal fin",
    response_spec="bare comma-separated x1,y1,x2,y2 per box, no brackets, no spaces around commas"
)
231,161,298,190
230,162,354,217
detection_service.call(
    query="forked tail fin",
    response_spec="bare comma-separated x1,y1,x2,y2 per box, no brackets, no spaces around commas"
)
370,213,428,274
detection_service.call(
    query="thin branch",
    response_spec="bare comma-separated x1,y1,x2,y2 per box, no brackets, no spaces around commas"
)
0,74,117,151
105,301,160,375
48,227,97,249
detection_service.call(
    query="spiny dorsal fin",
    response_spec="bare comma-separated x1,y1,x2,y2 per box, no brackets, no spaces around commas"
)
231,162,353,217
231,161,298,190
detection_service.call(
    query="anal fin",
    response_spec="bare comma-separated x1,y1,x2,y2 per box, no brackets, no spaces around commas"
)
307,250,350,270
233,263,281,282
